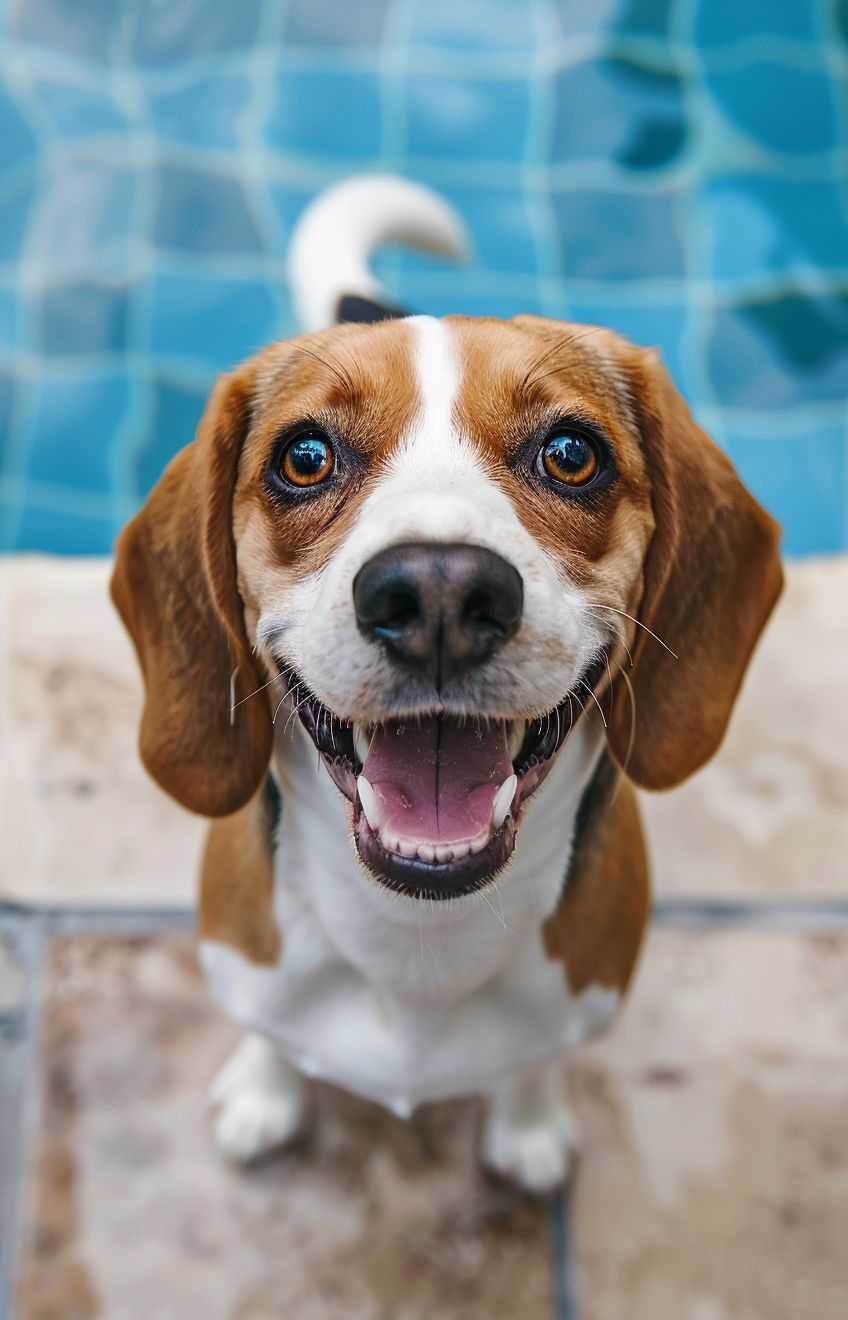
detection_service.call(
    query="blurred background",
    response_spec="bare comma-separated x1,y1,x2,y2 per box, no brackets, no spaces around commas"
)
2,4,847,1318
0,0,846,557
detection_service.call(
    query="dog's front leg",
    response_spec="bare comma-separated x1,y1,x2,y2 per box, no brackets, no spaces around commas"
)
209,1032,310,1164
481,1061,578,1194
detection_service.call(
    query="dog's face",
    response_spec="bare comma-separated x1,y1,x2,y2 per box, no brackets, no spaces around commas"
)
112,314,782,899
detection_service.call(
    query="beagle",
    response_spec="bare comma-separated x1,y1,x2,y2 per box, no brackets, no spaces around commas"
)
112,176,782,1191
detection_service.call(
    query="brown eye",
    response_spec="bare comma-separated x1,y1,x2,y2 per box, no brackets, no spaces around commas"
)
280,432,334,487
540,431,600,487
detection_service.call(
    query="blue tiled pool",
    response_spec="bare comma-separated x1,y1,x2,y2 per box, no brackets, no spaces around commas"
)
0,0,846,557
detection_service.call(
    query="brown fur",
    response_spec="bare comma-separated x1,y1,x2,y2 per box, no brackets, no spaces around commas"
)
199,782,281,965
605,348,783,788
112,313,782,999
542,754,650,995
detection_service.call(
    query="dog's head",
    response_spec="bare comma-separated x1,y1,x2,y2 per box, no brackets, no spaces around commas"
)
112,314,782,897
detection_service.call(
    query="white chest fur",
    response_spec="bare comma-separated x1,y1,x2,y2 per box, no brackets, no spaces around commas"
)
201,718,618,1115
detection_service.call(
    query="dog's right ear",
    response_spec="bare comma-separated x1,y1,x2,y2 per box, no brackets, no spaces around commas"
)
111,364,272,818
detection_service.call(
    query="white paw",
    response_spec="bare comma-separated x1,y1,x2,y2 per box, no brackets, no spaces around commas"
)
481,1106,579,1194
209,1034,309,1165
214,1087,307,1165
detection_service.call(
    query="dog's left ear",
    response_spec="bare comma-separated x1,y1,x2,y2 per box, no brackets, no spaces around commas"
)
111,363,272,817
607,348,783,789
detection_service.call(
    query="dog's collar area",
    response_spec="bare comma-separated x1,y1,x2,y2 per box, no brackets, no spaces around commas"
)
279,650,609,900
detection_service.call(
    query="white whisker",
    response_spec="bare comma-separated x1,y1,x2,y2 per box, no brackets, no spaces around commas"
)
479,888,507,931
233,670,284,711
581,680,608,728
586,602,678,659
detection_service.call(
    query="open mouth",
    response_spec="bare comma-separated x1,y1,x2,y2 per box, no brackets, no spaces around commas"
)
286,651,609,901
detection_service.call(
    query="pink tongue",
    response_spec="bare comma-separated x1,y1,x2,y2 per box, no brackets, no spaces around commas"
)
362,717,512,846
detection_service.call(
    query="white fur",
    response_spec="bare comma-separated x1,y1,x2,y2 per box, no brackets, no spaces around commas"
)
203,712,620,1156
216,316,625,1187
256,317,609,725
287,176,468,334
481,1062,580,1192
210,1032,308,1163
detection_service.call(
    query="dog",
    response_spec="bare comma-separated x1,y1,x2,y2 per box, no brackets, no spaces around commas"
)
111,176,782,1191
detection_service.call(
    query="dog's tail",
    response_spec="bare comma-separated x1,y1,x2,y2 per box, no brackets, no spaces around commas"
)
287,175,468,334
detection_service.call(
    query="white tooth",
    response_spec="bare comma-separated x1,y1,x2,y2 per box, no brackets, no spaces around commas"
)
356,776,382,832
417,842,436,863
398,838,417,858
508,720,526,760
353,723,371,765
435,845,454,864
451,842,471,861
470,833,489,854
492,774,518,831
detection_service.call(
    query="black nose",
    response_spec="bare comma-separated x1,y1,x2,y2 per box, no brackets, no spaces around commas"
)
353,542,523,687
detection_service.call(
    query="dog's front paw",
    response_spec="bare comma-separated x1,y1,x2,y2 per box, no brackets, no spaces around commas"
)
481,1068,579,1194
209,1033,309,1165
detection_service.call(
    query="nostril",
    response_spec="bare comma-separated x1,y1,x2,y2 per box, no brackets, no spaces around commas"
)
462,588,511,636
372,585,420,634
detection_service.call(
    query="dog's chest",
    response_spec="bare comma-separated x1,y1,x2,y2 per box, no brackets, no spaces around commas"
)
201,721,617,1113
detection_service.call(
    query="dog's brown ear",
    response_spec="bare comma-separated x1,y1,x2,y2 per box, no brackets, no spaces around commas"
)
111,365,272,817
607,349,783,790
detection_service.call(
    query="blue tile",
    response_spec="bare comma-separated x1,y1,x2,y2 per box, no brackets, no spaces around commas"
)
10,0,120,64
705,61,836,155
551,59,685,169
154,166,264,255
405,76,531,162
133,0,262,65
0,2,845,559
10,500,115,554
0,370,14,448
552,0,623,36
39,282,129,354
134,378,208,498
0,287,18,348
266,184,314,251
694,0,819,48
552,188,685,278
566,301,690,393
614,0,674,37
31,78,129,138
399,288,547,320
729,425,846,556
148,76,251,149
0,176,36,262
389,184,539,276
28,162,136,279
147,273,276,370
0,84,36,173
708,295,848,407
705,176,848,282
284,0,390,46
23,371,131,493
407,0,536,52
267,70,382,160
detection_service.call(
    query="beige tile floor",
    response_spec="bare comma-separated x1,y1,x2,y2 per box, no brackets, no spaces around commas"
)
2,553,846,907
9,924,848,1320
2,552,847,1319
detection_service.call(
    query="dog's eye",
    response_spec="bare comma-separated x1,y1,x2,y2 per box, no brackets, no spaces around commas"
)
539,431,600,488
280,432,335,487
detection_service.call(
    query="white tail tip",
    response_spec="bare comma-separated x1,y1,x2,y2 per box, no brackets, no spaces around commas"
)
287,175,469,334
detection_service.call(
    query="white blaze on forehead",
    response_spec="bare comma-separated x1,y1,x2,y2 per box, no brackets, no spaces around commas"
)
393,315,467,479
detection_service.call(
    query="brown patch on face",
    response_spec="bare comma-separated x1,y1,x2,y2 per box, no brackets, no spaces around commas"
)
448,314,655,620
199,781,281,966
232,320,420,623
542,753,649,996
